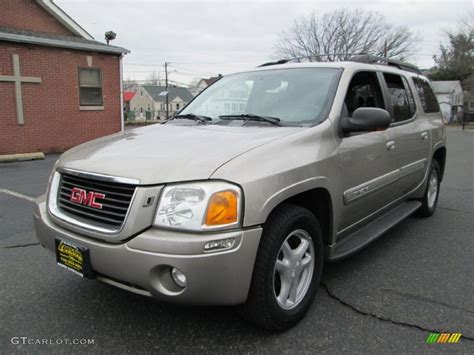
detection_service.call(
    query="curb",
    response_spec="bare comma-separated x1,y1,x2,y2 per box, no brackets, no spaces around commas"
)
0,152,45,163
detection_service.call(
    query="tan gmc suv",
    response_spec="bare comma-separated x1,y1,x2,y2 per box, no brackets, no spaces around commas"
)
34,55,446,331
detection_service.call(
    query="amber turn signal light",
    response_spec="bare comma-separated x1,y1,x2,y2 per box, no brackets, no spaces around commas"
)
205,190,238,226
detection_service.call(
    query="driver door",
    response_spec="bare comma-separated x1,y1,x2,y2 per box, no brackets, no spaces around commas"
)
336,71,400,233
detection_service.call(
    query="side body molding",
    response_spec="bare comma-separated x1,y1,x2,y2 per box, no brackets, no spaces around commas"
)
343,158,428,205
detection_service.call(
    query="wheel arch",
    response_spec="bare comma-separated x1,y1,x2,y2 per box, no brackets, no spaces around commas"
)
432,146,447,181
262,186,334,257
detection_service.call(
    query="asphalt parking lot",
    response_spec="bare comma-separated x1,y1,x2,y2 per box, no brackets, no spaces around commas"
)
1,127,473,354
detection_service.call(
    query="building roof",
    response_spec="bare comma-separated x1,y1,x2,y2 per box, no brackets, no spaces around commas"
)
142,85,194,102
0,26,129,55
203,76,221,85
123,91,136,102
36,0,94,40
431,81,463,94
198,76,222,87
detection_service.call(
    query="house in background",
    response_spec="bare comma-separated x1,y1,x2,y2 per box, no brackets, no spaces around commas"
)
123,91,135,119
431,81,464,124
0,0,129,155
461,74,474,122
129,85,194,120
194,80,251,118
192,75,222,95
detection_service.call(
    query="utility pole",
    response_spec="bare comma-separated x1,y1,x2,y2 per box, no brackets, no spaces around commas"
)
165,61,169,120
383,40,388,58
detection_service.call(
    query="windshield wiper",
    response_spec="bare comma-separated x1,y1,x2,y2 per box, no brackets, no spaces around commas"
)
173,113,212,124
219,113,281,126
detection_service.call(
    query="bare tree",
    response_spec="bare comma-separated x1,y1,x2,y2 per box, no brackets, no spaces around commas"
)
145,71,162,86
123,77,139,91
274,9,418,61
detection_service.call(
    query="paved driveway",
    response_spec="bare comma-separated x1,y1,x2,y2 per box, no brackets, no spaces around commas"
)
1,128,473,353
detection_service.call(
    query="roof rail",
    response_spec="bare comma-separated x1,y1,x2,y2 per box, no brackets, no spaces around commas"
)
257,59,289,67
349,55,421,74
257,54,422,74
257,54,358,67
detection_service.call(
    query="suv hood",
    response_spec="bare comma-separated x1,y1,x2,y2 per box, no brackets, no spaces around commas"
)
58,124,301,184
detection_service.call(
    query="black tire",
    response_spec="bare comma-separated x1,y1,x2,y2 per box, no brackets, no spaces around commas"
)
416,160,441,217
239,204,324,331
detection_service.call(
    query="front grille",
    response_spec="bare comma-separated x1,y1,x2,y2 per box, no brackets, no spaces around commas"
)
57,173,136,229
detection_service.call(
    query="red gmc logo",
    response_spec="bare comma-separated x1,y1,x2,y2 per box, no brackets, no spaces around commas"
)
69,187,105,209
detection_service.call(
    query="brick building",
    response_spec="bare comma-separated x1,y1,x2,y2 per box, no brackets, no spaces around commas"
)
0,0,129,155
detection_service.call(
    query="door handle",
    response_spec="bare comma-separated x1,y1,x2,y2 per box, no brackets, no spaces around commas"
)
386,141,396,151
421,132,429,140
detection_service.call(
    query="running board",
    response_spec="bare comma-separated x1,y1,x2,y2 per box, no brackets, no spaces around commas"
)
329,201,421,261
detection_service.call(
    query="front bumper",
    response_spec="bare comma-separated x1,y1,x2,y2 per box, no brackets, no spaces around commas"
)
33,196,262,305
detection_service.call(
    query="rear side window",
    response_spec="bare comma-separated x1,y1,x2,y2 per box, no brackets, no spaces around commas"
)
383,73,416,122
413,78,440,113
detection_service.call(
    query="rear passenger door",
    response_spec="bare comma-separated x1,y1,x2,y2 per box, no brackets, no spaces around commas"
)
381,72,431,195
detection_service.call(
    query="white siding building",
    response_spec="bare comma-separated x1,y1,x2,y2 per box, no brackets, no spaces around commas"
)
432,81,464,123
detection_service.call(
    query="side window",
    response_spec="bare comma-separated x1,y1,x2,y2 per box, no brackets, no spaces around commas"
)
344,71,385,117
402,77,416,116
413,78,440,113
383,73,414,122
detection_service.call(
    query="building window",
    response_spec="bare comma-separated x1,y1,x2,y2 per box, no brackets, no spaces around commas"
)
141,91,143,96
176,103,180,110
78,68,103,106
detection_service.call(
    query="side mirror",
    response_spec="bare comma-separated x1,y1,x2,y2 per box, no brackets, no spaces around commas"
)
340,107,392,133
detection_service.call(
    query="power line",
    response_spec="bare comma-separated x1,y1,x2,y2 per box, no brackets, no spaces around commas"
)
168,64,217,75
124,60,262,66
123,78,190,86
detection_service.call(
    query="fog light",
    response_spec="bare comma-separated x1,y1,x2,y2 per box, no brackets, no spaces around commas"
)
170,267,187,288
204,237,235,252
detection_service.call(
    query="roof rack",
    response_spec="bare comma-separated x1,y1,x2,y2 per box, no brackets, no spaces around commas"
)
257,54,421,74
348,55,421,74
257,54,358,67
258,59,289,67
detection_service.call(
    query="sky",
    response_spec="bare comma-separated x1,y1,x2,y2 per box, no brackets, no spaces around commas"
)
57,0,472,86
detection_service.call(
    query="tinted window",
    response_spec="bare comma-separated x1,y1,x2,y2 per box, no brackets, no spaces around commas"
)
344,71,385,117
413,78,440,113
383,73,415,122
402,77,416,115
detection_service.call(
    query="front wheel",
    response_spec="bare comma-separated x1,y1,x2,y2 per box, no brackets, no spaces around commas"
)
239,204,324,331
416,160,441,217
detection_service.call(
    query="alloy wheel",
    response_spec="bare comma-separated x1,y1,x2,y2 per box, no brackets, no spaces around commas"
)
273,229,315,310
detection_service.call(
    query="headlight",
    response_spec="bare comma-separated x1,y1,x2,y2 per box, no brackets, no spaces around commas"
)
153,181,242,231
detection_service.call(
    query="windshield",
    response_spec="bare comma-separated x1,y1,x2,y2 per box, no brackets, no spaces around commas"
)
179,68,341,126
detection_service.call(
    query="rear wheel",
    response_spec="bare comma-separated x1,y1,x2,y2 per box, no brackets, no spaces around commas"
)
240,204,324,331
417,160,441,217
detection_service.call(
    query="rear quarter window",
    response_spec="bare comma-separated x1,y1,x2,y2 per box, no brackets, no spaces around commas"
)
412,78,440,113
